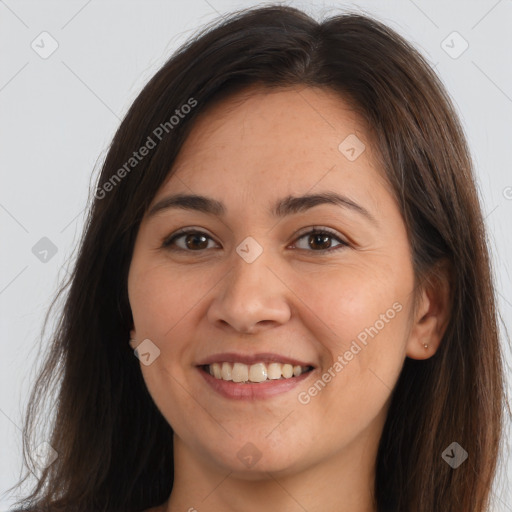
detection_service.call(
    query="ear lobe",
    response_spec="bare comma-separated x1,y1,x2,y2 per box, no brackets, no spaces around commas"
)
129,329,137,348
406,260,453,360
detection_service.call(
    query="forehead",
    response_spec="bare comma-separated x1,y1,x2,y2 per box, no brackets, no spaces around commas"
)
157,85,388,207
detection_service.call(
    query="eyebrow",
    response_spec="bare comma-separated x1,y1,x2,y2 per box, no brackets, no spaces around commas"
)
147,191,378,225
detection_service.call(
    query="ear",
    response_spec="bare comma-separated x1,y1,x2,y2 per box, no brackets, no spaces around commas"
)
129,328,137,349
406,259,453,360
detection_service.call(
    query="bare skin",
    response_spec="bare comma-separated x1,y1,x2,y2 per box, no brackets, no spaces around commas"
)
130,85,450,512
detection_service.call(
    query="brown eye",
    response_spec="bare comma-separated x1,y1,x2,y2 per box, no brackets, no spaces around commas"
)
163,227,348,253
293,228,348,253
183,233,209,250
163,229,217,251
309,233,332,250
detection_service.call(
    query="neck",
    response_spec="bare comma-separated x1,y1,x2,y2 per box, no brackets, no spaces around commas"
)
164,426,380,512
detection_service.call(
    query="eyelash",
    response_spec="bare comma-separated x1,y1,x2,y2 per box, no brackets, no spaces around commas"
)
162,226,349,254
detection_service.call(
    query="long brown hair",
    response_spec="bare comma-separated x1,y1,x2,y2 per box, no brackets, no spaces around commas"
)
8,5,506,511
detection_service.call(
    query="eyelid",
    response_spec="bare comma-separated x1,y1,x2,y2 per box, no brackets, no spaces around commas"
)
293,225,346,242
290,226,349,251
162,226,219,247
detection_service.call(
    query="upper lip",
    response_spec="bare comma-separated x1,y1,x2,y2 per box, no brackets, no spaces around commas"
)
197,352,315,367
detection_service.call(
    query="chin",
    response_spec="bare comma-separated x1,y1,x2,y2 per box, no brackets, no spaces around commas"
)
203,439,311,478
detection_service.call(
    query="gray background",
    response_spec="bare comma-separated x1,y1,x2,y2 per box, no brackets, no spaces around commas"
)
1,0,511,509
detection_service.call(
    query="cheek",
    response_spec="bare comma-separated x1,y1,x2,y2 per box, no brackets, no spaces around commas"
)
128,260,192,376
128,258,211,338
292,259,410,346
128,262,203,431
292,263,411,413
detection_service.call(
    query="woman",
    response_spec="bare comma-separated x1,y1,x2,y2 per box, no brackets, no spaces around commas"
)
9,4,506,511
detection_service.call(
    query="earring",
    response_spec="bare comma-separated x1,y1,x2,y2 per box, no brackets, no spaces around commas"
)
423,343,429,349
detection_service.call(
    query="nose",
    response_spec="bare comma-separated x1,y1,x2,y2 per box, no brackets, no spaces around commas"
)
206,251,292,334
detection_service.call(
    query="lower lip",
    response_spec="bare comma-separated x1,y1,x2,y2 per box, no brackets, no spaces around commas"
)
198,366,314,400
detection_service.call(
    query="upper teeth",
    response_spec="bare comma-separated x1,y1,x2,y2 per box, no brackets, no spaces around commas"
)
207,362,310,383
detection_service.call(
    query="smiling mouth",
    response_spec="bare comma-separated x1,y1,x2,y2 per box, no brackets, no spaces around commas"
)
201,362,314,383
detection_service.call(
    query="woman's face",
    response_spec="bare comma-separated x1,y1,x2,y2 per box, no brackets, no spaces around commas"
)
128,85,421,478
